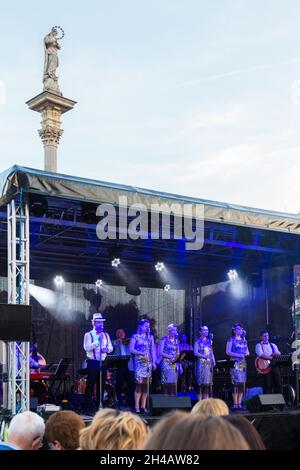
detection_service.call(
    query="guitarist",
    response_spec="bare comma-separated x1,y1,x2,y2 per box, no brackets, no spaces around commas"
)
255,330,282,394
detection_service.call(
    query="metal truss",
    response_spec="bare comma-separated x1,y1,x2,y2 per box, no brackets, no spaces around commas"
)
4,195,30,414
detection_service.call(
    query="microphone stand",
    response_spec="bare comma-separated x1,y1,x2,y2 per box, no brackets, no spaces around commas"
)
209,334,214,398
146,332,151,414
98,331,104,411
98,354,103,411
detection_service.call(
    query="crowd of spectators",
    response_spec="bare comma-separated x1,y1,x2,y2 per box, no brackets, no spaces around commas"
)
0,398,269,451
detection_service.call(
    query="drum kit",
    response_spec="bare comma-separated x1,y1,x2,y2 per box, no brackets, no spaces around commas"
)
73,364,116,407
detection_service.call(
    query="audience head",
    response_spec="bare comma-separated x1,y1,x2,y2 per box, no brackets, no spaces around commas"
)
79,409,148,450
7,411,45,450
223,415,265,450
144,412,249,450
191,398,229,417
45,410,85,450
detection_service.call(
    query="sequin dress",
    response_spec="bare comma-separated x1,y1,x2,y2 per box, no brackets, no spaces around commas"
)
228,337,248,385
195,338,214,385
161,336,180,384
132,333,152,384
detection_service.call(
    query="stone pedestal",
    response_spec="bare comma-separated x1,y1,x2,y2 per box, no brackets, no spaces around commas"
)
26,91,77,173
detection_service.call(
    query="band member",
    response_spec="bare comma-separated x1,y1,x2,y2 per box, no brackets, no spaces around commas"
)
160,324,180,396
194,325,216,400
179,333,193,352
29,342,45,370
129,319,156,414
178,333,194,393
28,343,47,404
226,323,249,410
83,313,113,411
113,328,134,408
255,330,282,394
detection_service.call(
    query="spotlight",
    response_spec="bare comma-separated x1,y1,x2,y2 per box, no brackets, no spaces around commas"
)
112,257,121,268
228,270,238,281
29,196,48,217
164,284,171,292
126,285,141,296
95,279,103,288
108,246,122,267
54,275,64,288
155,262,164,272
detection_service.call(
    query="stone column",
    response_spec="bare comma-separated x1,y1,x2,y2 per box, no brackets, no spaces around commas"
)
26,91,76,173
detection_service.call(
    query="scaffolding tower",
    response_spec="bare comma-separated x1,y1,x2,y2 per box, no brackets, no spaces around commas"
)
3,193,30,414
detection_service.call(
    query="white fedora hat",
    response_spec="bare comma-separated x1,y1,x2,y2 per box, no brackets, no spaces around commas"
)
92,312,106,322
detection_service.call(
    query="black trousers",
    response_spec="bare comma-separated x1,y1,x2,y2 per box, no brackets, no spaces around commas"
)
262,367,282,394
84,359,106,409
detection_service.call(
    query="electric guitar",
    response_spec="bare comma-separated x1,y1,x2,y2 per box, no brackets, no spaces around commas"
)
255,354,292,374
254,356,273,374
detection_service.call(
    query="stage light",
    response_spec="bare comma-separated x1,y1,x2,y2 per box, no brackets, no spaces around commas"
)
54,275,64,288
108,246,122,267
112,257,121,268
126,285,141,296
29,196,48,217
155,262,164,272
95,279,103,288
228,270,238,281
164,284,171,292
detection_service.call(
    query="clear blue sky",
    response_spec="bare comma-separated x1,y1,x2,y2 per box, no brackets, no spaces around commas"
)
1,0,300,213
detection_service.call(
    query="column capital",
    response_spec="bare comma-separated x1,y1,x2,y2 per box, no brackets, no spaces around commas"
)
26,91,76,172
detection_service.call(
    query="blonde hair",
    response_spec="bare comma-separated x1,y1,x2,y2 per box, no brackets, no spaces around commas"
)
79,409,148,450
144,412,249,450
191,398,229,417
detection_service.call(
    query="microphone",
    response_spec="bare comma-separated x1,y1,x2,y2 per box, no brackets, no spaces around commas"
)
208,333,214,341
241,329,246,338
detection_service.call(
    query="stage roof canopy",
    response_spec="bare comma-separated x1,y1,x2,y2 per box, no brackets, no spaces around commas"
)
0,165,299,287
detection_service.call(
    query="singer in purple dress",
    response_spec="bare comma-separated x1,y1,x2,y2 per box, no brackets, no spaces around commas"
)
129,319,156,413
194,326,216,400
160,324,180,396
226,323,250,409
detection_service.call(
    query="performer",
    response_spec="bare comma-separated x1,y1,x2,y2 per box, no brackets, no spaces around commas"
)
113,328,134,409
179,333,193,352
255,330,282,394
178,333,194,393
129,319,156,414
83,313,113,411
29,343,42,370
160,324,180,396
194,325,215,400
226,323,249,410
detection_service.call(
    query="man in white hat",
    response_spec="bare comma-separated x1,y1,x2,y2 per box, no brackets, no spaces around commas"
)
83,313,113,412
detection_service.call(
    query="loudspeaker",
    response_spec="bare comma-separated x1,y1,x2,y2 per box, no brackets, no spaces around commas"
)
0,304,32,341
247,394,286,413
150,395,192,416
177,392,198,406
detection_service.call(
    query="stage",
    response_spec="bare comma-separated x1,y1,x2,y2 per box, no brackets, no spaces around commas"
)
1,165,300,415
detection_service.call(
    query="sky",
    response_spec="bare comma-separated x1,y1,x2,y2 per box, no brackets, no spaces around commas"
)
1,0,300,213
